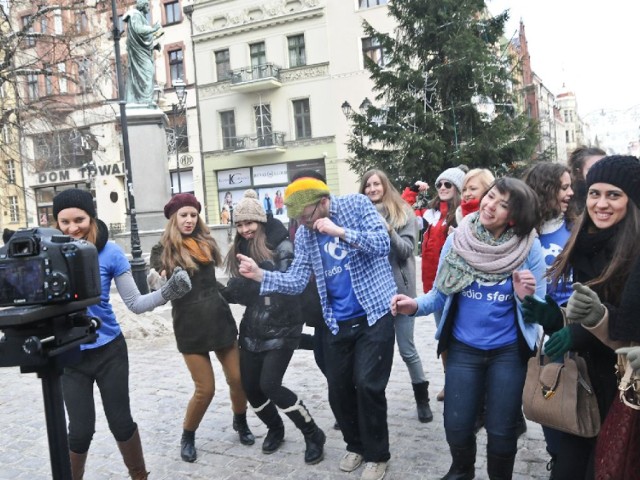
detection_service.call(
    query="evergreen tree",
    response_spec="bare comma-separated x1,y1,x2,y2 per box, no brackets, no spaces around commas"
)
345,0,539,186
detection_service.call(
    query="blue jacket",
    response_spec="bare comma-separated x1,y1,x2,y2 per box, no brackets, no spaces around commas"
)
416,233,546,350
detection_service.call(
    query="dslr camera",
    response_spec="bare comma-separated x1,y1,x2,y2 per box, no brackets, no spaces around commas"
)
0,228,100,307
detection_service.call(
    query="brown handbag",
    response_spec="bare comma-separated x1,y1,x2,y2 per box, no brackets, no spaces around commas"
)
522,339,600,437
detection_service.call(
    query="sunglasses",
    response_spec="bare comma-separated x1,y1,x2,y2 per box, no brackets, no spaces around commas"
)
436,181,453,189
298,201,321,223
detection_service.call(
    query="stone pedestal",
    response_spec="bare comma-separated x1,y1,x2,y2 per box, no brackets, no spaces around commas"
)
118,107,171,233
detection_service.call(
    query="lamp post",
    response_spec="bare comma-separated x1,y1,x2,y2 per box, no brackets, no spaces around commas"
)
171,78,187,194
110,0,148,294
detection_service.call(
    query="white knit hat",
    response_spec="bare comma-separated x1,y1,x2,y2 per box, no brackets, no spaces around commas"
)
234,190,267,223
436,167,466,193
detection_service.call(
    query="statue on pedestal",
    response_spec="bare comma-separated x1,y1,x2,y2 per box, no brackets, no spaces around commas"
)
124,0,164,106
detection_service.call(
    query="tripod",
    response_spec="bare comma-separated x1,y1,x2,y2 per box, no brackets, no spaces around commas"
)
0,299,99,480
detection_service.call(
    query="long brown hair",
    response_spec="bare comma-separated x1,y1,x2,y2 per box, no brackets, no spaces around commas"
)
522,162,578,227
160,214,221,275
225,221,273,277
549,202,640,303
359,169,411,230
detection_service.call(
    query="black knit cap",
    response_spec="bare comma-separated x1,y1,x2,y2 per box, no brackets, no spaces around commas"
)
53,189,96,219
586,155,640,209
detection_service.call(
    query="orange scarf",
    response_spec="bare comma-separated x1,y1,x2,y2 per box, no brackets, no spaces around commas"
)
183,237,213,264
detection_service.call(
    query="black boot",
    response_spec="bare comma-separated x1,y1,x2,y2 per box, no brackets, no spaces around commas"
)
412,381,434,423
441,443,476,480
254,400,285,454
180,430,197,463
283,399,326,464
233,413,256,446
487,452,515,480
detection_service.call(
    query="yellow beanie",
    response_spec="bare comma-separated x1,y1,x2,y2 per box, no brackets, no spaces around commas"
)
284,177,330,218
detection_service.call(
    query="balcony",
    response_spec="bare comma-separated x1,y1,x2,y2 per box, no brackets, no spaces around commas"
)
229,63,282,93
233,132,286,156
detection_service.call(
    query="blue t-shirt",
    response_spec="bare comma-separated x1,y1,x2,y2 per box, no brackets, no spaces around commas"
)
85,241,130,349
317,228,365,321
453,277,518,349
540,221,572,306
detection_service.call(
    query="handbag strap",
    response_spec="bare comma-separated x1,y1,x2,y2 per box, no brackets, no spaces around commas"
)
619,357,640,410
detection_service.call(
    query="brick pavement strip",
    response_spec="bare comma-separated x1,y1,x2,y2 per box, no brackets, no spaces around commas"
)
0,261,551,479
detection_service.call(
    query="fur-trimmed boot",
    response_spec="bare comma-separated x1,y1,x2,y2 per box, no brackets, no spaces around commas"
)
254,400,285,454
282,399,326,465
412,381,434,423
117,427,149,479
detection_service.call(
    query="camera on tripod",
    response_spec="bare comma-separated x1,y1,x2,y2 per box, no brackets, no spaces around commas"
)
0,228,100,306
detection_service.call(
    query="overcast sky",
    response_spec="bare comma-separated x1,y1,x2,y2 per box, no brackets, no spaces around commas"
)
487,0,640,117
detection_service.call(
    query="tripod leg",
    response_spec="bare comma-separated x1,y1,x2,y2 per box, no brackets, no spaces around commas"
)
40,366,72,480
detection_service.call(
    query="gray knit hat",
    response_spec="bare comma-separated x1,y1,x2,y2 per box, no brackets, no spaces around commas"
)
234,190,267,223
586,155,640,209
436,167,466,193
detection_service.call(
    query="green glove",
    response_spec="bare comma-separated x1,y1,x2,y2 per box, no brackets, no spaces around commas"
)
522,294,563,332
616,347,640,371
544,326,573,361
161,267,192,301
566,283,605,327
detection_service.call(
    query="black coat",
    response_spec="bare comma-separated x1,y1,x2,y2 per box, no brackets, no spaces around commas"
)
222,217,304,352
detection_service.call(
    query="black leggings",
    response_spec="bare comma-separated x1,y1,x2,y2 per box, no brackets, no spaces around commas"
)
239,348,297,410
62,334,137,453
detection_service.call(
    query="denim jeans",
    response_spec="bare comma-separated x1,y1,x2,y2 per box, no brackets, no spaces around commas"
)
62,334,136,453
394,314,426,383
444,338,526,456
323,313,395,462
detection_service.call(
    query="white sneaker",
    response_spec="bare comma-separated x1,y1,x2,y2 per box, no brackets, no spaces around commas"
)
339,451,363,472
360,461,388,480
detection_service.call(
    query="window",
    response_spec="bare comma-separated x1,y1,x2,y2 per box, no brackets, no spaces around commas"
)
288,35,306,67
215,49,231,81
250,42,266,68
6,160,16,184
40,15,49,34
54,9,63,34
44,72,54,95
58,63,67,93
34,129,92,171
170,170,194,195
2,124,11,143
292,99,311,139
220,110,236,149
362,37,388,68
74,11,88,34
77,59,91,92
9,196,19,223
255,104,273,146
359,0,388,7
168,49,184,84
165,1,181,24
170,113,189,153
22,16,35,47
565,130,569,142
27,73,38,100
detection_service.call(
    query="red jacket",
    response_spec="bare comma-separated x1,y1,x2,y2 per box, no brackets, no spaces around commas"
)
421,202,449,293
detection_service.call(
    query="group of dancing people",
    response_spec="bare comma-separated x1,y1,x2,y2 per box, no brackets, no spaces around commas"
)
29,148,640,480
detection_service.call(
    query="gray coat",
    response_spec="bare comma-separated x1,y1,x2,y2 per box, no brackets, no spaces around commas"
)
386,208,417,297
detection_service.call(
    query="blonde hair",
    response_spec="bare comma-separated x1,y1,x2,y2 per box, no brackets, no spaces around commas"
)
159,214,221,274
359,169,411,230
462,168,495,194
225,222,273,277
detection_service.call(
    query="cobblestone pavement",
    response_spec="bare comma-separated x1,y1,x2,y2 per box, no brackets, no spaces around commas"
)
0,259,551,480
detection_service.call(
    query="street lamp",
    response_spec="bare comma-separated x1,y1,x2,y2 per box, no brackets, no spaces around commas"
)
110,0,148,294
171,78,187,194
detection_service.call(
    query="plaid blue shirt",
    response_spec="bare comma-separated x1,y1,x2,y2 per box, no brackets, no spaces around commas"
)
261,194,397,335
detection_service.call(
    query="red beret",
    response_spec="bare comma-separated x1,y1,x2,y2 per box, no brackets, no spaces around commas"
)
164,193,202,219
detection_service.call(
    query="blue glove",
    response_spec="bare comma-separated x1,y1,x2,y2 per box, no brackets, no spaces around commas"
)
522,295,563,333
544,326,573,361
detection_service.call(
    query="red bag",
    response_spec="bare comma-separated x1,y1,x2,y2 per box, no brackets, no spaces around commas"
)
594,360,640,480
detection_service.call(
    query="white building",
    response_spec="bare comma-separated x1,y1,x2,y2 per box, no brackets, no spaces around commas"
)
189,0,393,223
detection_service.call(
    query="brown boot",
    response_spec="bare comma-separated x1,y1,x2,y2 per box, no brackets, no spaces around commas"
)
69,450,88,480
117,427,149,480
